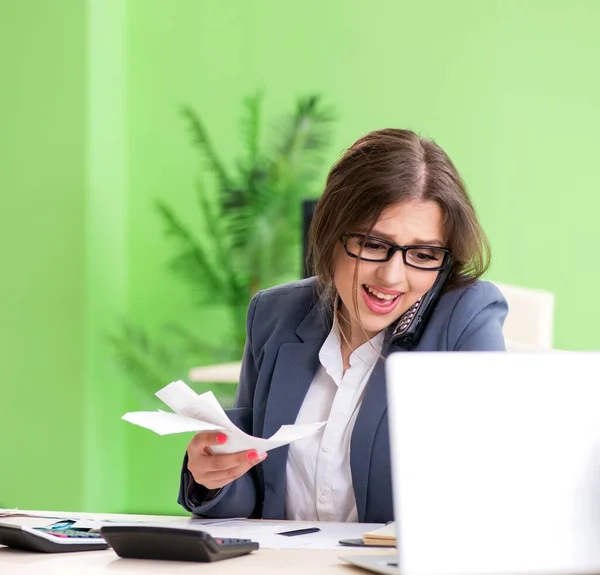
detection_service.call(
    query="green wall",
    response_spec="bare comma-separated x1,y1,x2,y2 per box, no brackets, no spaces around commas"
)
2,0,600,515
124,0,600,513
0,0,87,510
127,0,600,353
83,0,129,513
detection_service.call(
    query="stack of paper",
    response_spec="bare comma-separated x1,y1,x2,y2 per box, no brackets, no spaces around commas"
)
362,522,396,547
122,380,325,455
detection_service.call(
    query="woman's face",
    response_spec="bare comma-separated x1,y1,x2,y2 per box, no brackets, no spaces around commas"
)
333,200,445,346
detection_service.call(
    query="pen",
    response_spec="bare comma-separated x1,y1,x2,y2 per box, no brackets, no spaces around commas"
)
276,527,321,537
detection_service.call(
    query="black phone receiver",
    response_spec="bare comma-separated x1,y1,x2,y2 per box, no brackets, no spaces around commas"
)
390,258,454,350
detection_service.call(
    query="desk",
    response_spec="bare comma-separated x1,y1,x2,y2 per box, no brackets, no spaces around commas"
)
0,511,394,574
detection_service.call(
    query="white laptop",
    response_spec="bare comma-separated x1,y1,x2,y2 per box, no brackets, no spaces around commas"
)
343,351,600,575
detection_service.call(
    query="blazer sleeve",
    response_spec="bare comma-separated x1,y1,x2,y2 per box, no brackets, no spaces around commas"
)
447,281,508,351
177,292,263,518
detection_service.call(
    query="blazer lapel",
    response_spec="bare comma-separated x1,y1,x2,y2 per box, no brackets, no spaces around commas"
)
351,332,407,521
260,299,329,519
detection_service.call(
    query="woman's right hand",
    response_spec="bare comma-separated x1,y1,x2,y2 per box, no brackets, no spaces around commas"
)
186,432,268,490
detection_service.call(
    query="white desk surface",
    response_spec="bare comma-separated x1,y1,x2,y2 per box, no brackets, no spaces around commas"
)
0,510,393,574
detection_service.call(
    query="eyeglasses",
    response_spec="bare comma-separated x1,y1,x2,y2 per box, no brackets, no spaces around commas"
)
341,234,451,271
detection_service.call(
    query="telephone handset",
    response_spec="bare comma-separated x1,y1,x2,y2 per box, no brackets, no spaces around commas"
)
390,259,454,350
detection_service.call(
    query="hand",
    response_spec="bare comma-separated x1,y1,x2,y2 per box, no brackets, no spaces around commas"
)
186,432,268,490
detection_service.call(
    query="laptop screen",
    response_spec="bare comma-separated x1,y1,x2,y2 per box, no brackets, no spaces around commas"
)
385,351,600,575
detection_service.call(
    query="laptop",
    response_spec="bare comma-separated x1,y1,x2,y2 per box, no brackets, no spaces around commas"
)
342,351,600,575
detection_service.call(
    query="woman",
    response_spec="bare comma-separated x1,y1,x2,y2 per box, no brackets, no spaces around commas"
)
178,129,507,523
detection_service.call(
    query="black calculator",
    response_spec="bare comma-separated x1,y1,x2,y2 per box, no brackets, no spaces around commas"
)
100,525,259,562
0,521,109,553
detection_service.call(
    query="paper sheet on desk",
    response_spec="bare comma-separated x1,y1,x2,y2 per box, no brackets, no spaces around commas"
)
0,509,68,520
70,516,236,530
122,380,325,454
162,519,386,549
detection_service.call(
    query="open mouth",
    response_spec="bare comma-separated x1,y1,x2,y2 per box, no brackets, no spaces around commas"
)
361,284,403,315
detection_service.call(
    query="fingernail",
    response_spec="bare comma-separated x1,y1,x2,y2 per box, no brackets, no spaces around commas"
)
258,452,268,461
216,433,227,444
247,450,258,461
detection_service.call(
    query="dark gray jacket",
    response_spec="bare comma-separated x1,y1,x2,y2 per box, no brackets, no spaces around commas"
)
179,277,508,522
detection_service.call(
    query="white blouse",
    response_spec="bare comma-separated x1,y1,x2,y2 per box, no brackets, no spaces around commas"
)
284,324,385,522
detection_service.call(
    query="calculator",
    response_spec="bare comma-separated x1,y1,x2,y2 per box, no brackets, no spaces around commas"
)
100,525,259,562
0,521,109,553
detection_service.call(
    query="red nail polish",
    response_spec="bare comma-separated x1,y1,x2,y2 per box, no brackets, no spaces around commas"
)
247,450,258,461
216,433,227,444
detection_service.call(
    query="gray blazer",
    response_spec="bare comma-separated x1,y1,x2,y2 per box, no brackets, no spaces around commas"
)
178,277,508,523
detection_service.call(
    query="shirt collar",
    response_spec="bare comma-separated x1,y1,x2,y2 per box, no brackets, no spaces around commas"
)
318,316,385,385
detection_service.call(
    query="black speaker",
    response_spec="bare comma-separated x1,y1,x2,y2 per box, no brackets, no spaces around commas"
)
302,199,319,278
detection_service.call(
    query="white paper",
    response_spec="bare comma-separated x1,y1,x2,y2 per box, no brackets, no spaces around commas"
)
70,516,234,530
187,520,384,549
121,411,224,435
122,380,326,454
101,518,385,550
0,509,67,520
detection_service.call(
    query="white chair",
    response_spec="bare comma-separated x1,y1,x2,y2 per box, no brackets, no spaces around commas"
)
493,282,556,351
189,361,241,384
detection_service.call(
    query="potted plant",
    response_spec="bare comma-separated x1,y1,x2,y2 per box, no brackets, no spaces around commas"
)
111,94,335,403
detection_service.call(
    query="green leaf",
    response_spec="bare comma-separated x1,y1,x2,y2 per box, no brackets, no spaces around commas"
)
193,181,247,302
109,321,238,405
239,92,263,175
108,321,187,391
155,200,230,301
161,322,240,362
181,106,233,190
272,95,336,180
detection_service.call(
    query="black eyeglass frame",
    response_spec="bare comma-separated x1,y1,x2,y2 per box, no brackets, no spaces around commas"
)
340,233,452,271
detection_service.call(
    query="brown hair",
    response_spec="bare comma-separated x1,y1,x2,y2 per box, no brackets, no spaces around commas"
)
307,128,490,331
